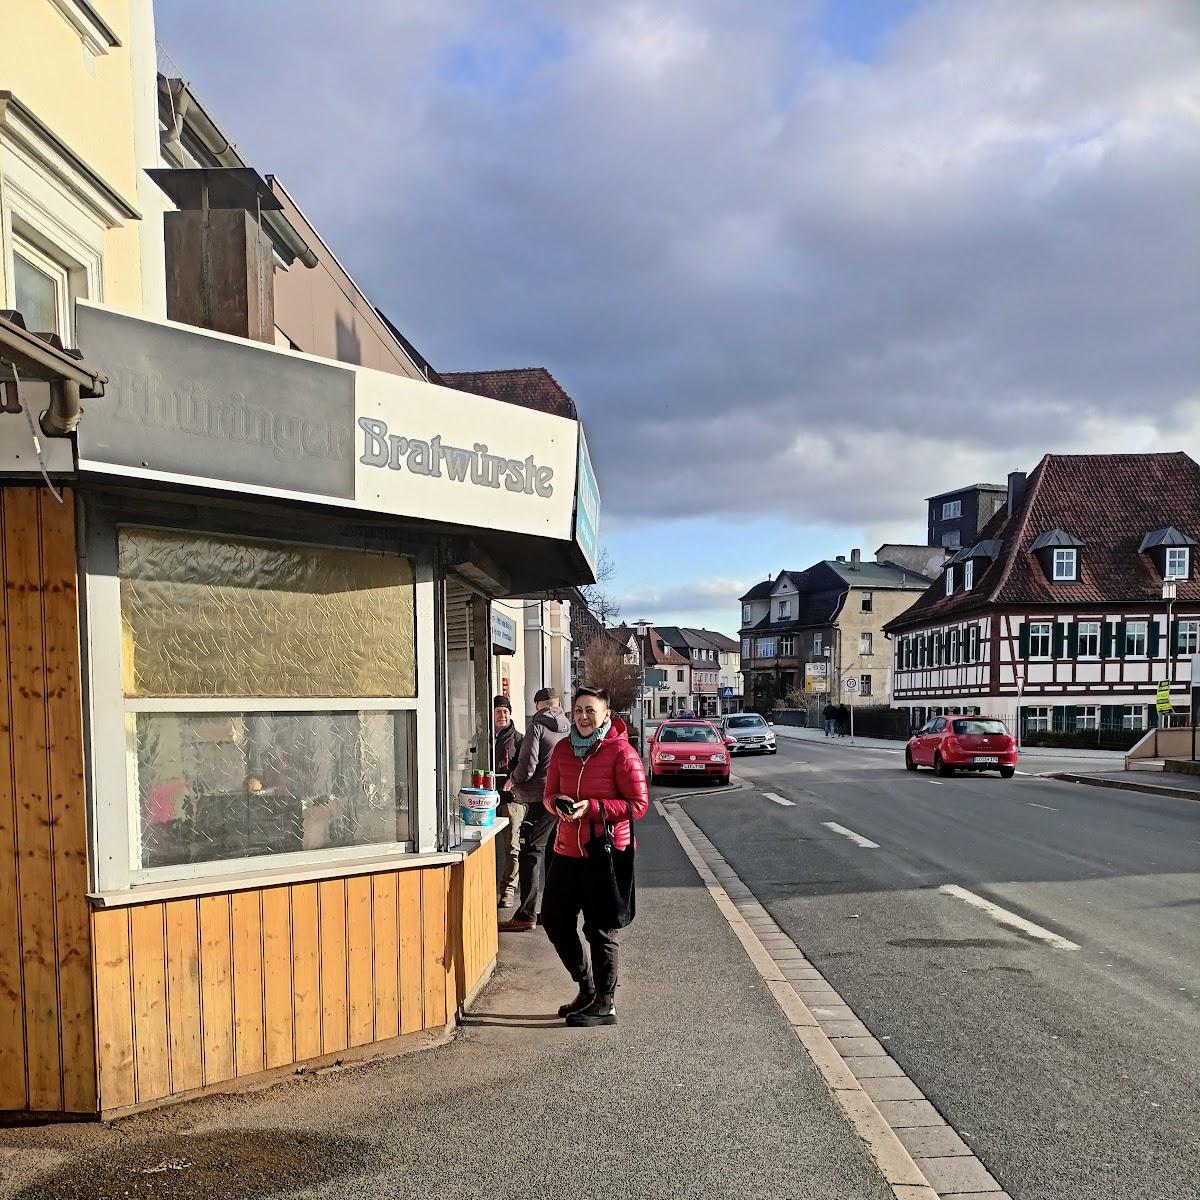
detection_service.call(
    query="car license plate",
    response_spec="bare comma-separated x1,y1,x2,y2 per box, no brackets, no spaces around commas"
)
973,756,999,764
680,763,706,770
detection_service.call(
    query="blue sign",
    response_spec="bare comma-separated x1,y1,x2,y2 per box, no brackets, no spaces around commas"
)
719,686,734,698
574,428,601,574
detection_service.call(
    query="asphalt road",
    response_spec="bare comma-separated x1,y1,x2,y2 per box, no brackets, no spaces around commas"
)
676,736,1200,1200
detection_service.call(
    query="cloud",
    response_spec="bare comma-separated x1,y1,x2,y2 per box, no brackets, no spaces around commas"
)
155,0,1200,541
615,575,757,619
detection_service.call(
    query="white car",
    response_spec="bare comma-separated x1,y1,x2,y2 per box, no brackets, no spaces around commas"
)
721,713,777,755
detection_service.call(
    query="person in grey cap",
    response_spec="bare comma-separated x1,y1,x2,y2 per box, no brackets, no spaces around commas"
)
493,694,523,907
499,686,569,931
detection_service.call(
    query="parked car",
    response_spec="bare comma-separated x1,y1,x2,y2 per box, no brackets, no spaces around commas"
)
721,712,777,755
648,720,731,785
905,715,1018,778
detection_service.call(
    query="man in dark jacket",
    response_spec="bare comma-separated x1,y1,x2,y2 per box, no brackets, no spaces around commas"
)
823,701,838,738
493,695,523,906
499,687,570,931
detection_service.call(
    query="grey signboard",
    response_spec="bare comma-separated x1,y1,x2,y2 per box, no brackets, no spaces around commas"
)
75,303,355,500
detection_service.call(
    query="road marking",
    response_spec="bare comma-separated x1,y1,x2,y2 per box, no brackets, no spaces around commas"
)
939,885,1080,950
822,822,880,849
1028,802,1058,811
763,792,795,807
928,781,944,786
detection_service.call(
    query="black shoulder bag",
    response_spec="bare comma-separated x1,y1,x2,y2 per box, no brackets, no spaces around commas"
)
582,763,637,929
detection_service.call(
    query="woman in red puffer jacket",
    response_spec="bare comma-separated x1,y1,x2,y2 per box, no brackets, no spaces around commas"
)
541,686,649,1027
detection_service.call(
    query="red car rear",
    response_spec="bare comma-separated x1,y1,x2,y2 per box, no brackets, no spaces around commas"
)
649,720,731,785
905,715,1018,778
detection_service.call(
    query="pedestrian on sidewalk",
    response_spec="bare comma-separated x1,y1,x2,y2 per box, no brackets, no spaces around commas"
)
823,701,838,738
499,687,570,932
836,703,850,738
493,695,524,908
541,686,649,1027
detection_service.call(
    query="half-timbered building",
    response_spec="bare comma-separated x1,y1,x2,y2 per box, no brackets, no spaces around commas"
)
884,453,1200,739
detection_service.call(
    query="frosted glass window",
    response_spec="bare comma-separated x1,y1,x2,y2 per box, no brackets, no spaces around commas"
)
134,710,414,868
119,528,415,698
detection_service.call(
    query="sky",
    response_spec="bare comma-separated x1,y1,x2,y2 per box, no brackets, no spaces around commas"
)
154,0,1200,637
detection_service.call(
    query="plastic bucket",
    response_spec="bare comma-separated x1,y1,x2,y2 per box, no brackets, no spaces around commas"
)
459,786,499,827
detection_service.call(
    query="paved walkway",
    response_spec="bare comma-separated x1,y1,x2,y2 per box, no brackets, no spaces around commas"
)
2,807,894,1200
1050,767,1200,803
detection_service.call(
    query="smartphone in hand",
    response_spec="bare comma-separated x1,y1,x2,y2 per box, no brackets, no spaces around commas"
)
553,795,580,817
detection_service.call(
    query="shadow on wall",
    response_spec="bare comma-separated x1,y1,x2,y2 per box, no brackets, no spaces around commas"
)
335,313,362,366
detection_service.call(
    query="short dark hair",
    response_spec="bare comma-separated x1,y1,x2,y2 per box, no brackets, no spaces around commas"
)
572,686,609,705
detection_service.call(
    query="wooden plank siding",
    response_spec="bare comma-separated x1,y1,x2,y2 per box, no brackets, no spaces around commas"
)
88,851,496,1115
0,487,97,1114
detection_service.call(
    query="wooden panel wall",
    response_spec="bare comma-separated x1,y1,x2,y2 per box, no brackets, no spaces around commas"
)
0,487,97,1114
91,849,498,1114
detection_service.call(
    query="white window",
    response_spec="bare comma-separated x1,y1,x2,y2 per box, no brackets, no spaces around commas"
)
859,632,873,656
964,559,974,591
861,592,873,613
813,633,823,655
859,674,872,697
1076,706,1099,731
756,638,776,658
944,569,954,596
741,638,751,658
1178,620,1200,655
1121,705,1146,731
742,604,751,623
941,531,961,548
777,599,791,618
969,625,981,662
1125,621,1148,657
12,237,73,336
88,521,427,892
1077,620,1101,657
1052,548,1078,580
779,636,795,656
942,500,962,519
1166,547,1190,580
1025,707,1051,733
1028,621,1053,658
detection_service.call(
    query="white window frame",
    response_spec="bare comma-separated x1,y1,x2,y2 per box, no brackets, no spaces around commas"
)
861,592,873,613
1028,621,1053,659
84,509,438,895
1178,620,1200,655
741,638,751,658
942,500,961,519
1077,620,1101,658
1121,704,1146,731
813,633,823,655
944,569,954,597
776,599,791,619
1166,547,1190,580
1052,548,1078,581
11,234,73,336
756,638,777,658
1025,706,1051,733
779,636,795,656
1125,620,1148,658
858,674,872,697
964,559,974,591
859,632,873,656
941,531,961,548
742,604,751,623
1076,706,1099,731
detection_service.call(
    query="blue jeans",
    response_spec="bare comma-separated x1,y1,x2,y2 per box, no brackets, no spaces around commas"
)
824,718,837,737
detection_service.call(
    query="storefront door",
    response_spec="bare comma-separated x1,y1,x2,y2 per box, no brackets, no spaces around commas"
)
442,579,491,847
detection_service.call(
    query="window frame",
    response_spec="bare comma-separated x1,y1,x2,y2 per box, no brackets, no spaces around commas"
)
944,569,954,597
779,636,795,657
1121,704,1146,731
1166,547,1190,580
84,500,438,895
1027,621,1053,659
776,598,791,619
1178,620,1200,655
1125,620,1148,658
859,632,873,656
11,234,74,338
861,592,873,613
742,603,751,623
1052,548,1078,581
941,500,962,520
1077,620,1101,658
858,674,872,697
963,559,974,591
1025,706,1052,733
1076,706,1099,731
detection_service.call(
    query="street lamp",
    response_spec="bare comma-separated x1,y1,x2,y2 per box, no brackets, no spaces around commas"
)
634,618,651,753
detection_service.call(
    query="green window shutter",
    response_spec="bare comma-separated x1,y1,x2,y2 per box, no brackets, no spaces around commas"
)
1171,619,1180,655
1100,704,1119,729
1102,623,1113,656
1064,705,1078,731
1018,624,1030,659
1052,706,1066,732
1148,621,1161,658
1017,705,1027,732
1115,621,1127,658
1066,623,1079,658
1148,706,1160,729
1052,623,1065,658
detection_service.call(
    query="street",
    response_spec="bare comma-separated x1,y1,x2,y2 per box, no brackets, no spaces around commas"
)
671,733,1200,1198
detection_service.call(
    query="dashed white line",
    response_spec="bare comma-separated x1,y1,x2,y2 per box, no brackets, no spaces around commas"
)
1028,802,1058,811
928,781,944,786
822,821,880,849
940,884,1080,950
763,792,795,807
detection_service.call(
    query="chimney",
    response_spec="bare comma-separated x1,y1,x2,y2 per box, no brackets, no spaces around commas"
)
850,548,861,570
836,554,846,562
1007,471,1027,515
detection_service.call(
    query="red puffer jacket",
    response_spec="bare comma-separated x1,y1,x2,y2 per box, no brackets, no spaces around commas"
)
542,716,649,858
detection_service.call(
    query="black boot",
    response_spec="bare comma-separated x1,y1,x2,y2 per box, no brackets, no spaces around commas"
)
565,995,617,1027
557,983,595,1017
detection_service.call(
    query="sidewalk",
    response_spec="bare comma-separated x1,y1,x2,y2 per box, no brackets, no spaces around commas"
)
1,807,894,1200
1050,768,1200,804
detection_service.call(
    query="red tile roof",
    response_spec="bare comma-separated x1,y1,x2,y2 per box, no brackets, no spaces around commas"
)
886,452,1200,631
441,367,578,419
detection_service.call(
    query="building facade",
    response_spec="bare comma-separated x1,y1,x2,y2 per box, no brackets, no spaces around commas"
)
739,551,932,714
886,454,1200,739
655,626,741,715
927,483,1008,550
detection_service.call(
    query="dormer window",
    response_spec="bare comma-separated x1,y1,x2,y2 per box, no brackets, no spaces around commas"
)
742,604,751,623
1052,548,1078,581
1166,547,1190,580
944,567,954,597
777,599,791,619
964,559,974,591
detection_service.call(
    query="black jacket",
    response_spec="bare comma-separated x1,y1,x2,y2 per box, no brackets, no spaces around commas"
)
509,705,570,803
494,721,522,783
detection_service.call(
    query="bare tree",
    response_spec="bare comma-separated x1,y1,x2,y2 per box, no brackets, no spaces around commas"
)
579,636,642,713
576,549,621,628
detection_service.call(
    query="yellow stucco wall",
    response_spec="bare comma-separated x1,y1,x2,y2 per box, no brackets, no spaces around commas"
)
1,0,147,314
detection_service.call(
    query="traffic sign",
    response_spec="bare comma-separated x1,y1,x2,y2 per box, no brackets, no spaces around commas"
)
844,677,858,691
719,686,733,698
1155,679,1173,713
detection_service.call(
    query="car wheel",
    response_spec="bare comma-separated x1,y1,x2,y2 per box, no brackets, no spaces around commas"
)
999,766,1015,779
905,749,918,772
934,753,954,777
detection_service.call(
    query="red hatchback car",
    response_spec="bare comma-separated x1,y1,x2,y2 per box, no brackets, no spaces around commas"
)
906,715,1018,778
649,720,731,786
